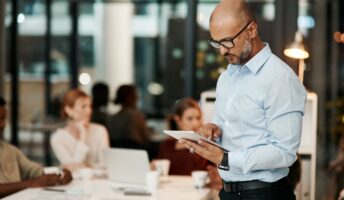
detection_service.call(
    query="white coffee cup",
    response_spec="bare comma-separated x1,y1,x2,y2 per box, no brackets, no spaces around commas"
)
191,170,209,188
146,170,160,193
152,159,170,177
43,166,61,175
78,168,94,180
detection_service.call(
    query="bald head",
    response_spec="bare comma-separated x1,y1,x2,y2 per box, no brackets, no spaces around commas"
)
210,0,255,26
209,0,263,65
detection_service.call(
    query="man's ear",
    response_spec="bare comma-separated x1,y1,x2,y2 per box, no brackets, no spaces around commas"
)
248,22,258,39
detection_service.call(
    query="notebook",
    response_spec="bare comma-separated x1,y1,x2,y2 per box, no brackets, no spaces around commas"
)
104,148,150,191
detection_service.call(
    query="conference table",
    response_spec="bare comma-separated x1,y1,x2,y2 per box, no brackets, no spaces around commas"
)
3,176,215,200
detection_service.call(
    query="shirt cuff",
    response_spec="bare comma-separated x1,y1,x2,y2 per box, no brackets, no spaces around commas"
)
228,151,245,169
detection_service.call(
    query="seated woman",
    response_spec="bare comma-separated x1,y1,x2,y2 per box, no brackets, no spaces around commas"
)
50,89,110,171
156,98,209,175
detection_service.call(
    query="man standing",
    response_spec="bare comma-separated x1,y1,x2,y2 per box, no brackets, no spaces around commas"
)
0,97,72,197
180,0,306,199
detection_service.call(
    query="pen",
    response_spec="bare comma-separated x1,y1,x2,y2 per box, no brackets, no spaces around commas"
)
44,187,66,192
124,191,151,196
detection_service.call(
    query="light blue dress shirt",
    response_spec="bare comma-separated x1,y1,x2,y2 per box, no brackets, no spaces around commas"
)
213,44,307,183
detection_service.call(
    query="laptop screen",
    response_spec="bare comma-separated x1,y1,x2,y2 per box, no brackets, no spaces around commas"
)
104,148,150,186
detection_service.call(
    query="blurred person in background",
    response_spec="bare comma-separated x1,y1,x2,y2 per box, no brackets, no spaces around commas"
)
91,82,110,129
0,97,72,198
108,85,152,152
50,89,110,171
156,97,222,190
157,97,208,175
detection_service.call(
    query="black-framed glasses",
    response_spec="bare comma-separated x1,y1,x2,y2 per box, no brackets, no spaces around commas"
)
209,21,252,49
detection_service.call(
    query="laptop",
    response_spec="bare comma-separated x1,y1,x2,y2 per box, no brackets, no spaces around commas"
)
104,148,150,191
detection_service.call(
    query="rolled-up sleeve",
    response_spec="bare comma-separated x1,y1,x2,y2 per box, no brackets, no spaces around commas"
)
16,147,43,180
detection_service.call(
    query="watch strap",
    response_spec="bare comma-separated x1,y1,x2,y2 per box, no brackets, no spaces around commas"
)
218,151,229,171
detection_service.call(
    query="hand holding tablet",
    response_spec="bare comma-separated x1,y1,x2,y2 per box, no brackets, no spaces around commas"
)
163,130,229,152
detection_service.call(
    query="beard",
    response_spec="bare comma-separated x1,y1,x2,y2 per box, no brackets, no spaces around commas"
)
238,39,253,64
224,39,253,65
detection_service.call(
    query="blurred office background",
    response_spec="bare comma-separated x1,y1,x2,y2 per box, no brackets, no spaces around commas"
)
0,0,343,199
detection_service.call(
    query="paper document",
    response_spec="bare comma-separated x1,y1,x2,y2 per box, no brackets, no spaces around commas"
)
163,130,229,152
27,191,90,200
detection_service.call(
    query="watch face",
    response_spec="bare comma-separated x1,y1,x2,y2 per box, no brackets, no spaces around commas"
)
218,152,229,171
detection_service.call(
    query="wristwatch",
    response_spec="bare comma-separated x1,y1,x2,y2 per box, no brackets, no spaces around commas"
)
217,151,230,171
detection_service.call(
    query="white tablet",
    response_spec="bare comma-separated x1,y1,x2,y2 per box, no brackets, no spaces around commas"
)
163,130,229,152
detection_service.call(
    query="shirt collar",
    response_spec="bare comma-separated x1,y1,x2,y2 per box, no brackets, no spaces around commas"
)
227,64,241,74
244,43,272,74
226,43,272,75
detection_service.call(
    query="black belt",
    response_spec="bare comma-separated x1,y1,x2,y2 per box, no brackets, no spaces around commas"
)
223,177,289,193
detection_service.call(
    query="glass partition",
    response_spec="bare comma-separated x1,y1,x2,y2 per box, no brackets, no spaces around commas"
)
76,1,189,117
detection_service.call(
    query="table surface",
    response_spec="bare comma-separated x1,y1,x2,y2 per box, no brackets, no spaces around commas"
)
3,176,212,200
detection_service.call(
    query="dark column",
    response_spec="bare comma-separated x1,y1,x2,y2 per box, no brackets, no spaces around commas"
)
10,0,19,146
184,0,197,97
70,0,79,89
0,0,5,96
45,0,52,116
273,0,298,65
310,0,334,198
44,0,52,166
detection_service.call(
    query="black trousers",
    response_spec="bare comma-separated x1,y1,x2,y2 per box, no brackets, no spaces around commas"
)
219,178,296,200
